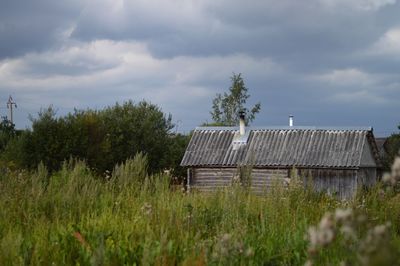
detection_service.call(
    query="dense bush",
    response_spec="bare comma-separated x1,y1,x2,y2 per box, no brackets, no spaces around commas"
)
0,117,16,152
382,125,400,170
0,101,189,175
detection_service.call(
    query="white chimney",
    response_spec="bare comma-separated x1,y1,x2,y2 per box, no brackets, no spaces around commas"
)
239,111,246,135
289,115,294,127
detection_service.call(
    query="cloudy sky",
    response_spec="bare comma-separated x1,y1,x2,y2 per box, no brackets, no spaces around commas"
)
1,0,399,136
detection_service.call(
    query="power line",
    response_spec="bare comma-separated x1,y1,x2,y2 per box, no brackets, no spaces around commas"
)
6,95,17,124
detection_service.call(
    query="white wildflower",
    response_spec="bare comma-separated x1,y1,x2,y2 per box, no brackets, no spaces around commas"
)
335,208,353,224
373,222,390,237
232,174,240,183
245,247,254,257
307,226,319,250
378,189,385,199
141,202,152,216
340,225,356,240
318,228,335,246
221,233,231,244
391,157,400,180
357,214,367,223
319,213,334,230
382,173,392,183
304,260,313,266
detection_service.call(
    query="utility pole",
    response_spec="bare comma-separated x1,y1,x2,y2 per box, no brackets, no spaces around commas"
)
7,95,17,124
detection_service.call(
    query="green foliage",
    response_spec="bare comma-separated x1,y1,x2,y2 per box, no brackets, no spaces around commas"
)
112,152,148,188
167,133,191,182
210,73,261,126
101,101,173,173
0,117,16,152
0,101,186,175
382,125,400,170
1,160,400,265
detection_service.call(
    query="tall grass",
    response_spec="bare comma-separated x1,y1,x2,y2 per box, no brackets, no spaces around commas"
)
1,158,400,265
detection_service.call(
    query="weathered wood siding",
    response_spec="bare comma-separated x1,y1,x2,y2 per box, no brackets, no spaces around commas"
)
250,168,288,194
191,167,377,199
191,168,236,192
191,167,288,192
357,168,377,187
299,169,358,199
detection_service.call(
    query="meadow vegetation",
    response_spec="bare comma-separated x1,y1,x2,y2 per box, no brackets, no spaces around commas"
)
1,154,400,265
0,96,399,265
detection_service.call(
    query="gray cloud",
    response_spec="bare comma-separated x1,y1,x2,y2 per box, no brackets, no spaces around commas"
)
0,0,399,136
0,0,83,59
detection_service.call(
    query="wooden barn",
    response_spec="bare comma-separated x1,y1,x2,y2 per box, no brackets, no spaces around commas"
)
181,118,381,199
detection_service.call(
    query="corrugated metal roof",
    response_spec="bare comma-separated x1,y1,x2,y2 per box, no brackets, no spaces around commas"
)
181,127,380,168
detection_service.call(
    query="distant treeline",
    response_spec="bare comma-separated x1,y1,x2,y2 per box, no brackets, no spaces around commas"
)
0,100,190,177
0,98,399,176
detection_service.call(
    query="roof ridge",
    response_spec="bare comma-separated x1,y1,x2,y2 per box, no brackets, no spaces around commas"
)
195,126,373,131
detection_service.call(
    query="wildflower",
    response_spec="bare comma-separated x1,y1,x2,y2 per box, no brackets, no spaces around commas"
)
391,157,400,180
335,208,353,224
373,222,390,237
304,260,313,266
221,233,231,244
245,247,254,257
382,173,392,184
318,227,335,247
141,202,152,216
340,225,356,240
319,213,335,231
356,214,367,223
358,222,391,266
73,231,91,251
307,226,319,253
306,212,337,253
378,189,385,200
212,233,246,260
104,170,111,180
234,241,244,254
307,207,393,266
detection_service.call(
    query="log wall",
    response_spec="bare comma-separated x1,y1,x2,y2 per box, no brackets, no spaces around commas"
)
357,168,378,187
191,167,288,193
190,167,377,199
298,169,358,199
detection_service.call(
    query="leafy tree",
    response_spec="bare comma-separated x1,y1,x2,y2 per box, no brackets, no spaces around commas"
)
24,106,67,170
101,100,173,173
1,101,175,174
167,132,191,182
383,124,400,170
62,109,110,171
210,73,261,126
0,117,16,152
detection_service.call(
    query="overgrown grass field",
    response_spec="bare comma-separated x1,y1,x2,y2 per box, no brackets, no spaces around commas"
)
1,156,400,265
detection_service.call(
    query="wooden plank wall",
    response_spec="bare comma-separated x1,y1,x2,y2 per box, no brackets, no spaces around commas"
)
192,167,377,199
191,168,288,193
250,169,288,194
192,168,236,192
357,168,378,187
299,169,358,199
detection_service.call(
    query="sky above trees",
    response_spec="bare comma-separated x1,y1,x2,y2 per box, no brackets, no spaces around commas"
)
0,0,399,136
